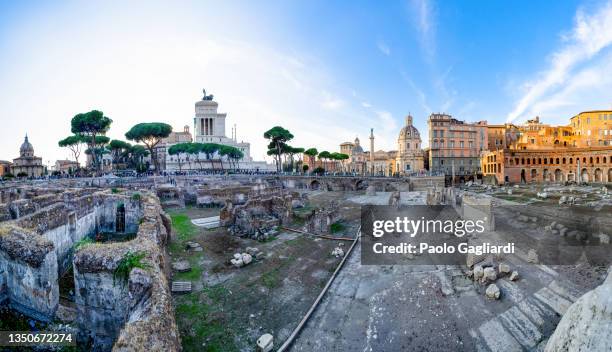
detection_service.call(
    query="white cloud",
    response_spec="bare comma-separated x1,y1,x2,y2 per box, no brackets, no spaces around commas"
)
524,51,612,122
402,71,432,113
407,0,436,60
377,40,391,56
506,1,612,122
361,101,372,108
320,91,345,110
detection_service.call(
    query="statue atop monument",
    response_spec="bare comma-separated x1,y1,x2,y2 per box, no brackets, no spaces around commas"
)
202,89,214,101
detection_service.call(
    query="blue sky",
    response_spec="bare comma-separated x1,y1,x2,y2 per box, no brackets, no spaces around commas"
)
1,0,612,165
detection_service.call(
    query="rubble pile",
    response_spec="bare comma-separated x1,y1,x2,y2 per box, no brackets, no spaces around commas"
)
331,247,344,258
230,247,264,268
220,189,302,240
468,257,519,300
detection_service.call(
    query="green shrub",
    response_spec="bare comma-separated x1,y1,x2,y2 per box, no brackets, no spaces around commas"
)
113,251,151,286
330,222,344,233
74,237,93,251
111,188,120,194
131,193,141,201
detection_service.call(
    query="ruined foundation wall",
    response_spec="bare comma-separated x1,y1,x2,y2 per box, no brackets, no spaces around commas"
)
0,225,58,321
74,194,180,352
0,190,143,323
409,176,445,191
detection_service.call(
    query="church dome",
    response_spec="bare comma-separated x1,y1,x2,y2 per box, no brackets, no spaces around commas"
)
20,135,34,156
352,144,364,153
398,115,421,141
352,136,364,153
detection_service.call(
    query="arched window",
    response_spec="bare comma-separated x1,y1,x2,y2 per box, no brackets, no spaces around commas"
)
562,158,566,164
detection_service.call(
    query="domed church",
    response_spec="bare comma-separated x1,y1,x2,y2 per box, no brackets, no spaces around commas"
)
395,115,424,174
12,135,45,177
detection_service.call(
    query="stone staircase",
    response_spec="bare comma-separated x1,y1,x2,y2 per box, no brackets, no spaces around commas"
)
469,265,582,352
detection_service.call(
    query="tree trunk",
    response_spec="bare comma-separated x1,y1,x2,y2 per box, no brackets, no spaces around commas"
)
146,144,159,175
275,141,282,172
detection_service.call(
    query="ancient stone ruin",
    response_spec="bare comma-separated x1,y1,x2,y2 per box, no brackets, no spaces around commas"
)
0,185,180,351
220,188,298,240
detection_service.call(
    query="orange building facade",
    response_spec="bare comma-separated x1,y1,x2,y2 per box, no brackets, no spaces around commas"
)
482,111,612,184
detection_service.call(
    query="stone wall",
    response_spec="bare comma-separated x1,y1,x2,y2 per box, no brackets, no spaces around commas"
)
0,189,144,323
0,224,58,321
73,194,180,352
409,176,445,191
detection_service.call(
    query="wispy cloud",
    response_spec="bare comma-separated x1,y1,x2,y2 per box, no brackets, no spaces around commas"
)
525,51,612,120
506,1,612,122
377,40,391,56
321,91,345,110
401,71,431,113
407,0,436,60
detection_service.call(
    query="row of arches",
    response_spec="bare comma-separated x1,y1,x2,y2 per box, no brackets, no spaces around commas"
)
520,168,612,183
512,155,611,166
307,178,399,191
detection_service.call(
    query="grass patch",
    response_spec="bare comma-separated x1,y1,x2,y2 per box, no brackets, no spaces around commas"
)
330,222,345,233
203,284,229,304
168,241,184,255
73,237,93,251
113,251,151,286
175,289,238,352
174,266,203,281
169,212,198,241
174,254,204,281
261,268,281,289
261,235,277,243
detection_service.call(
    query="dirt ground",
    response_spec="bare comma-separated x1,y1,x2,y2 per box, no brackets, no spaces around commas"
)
166,187,609,352
167,191,363,352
